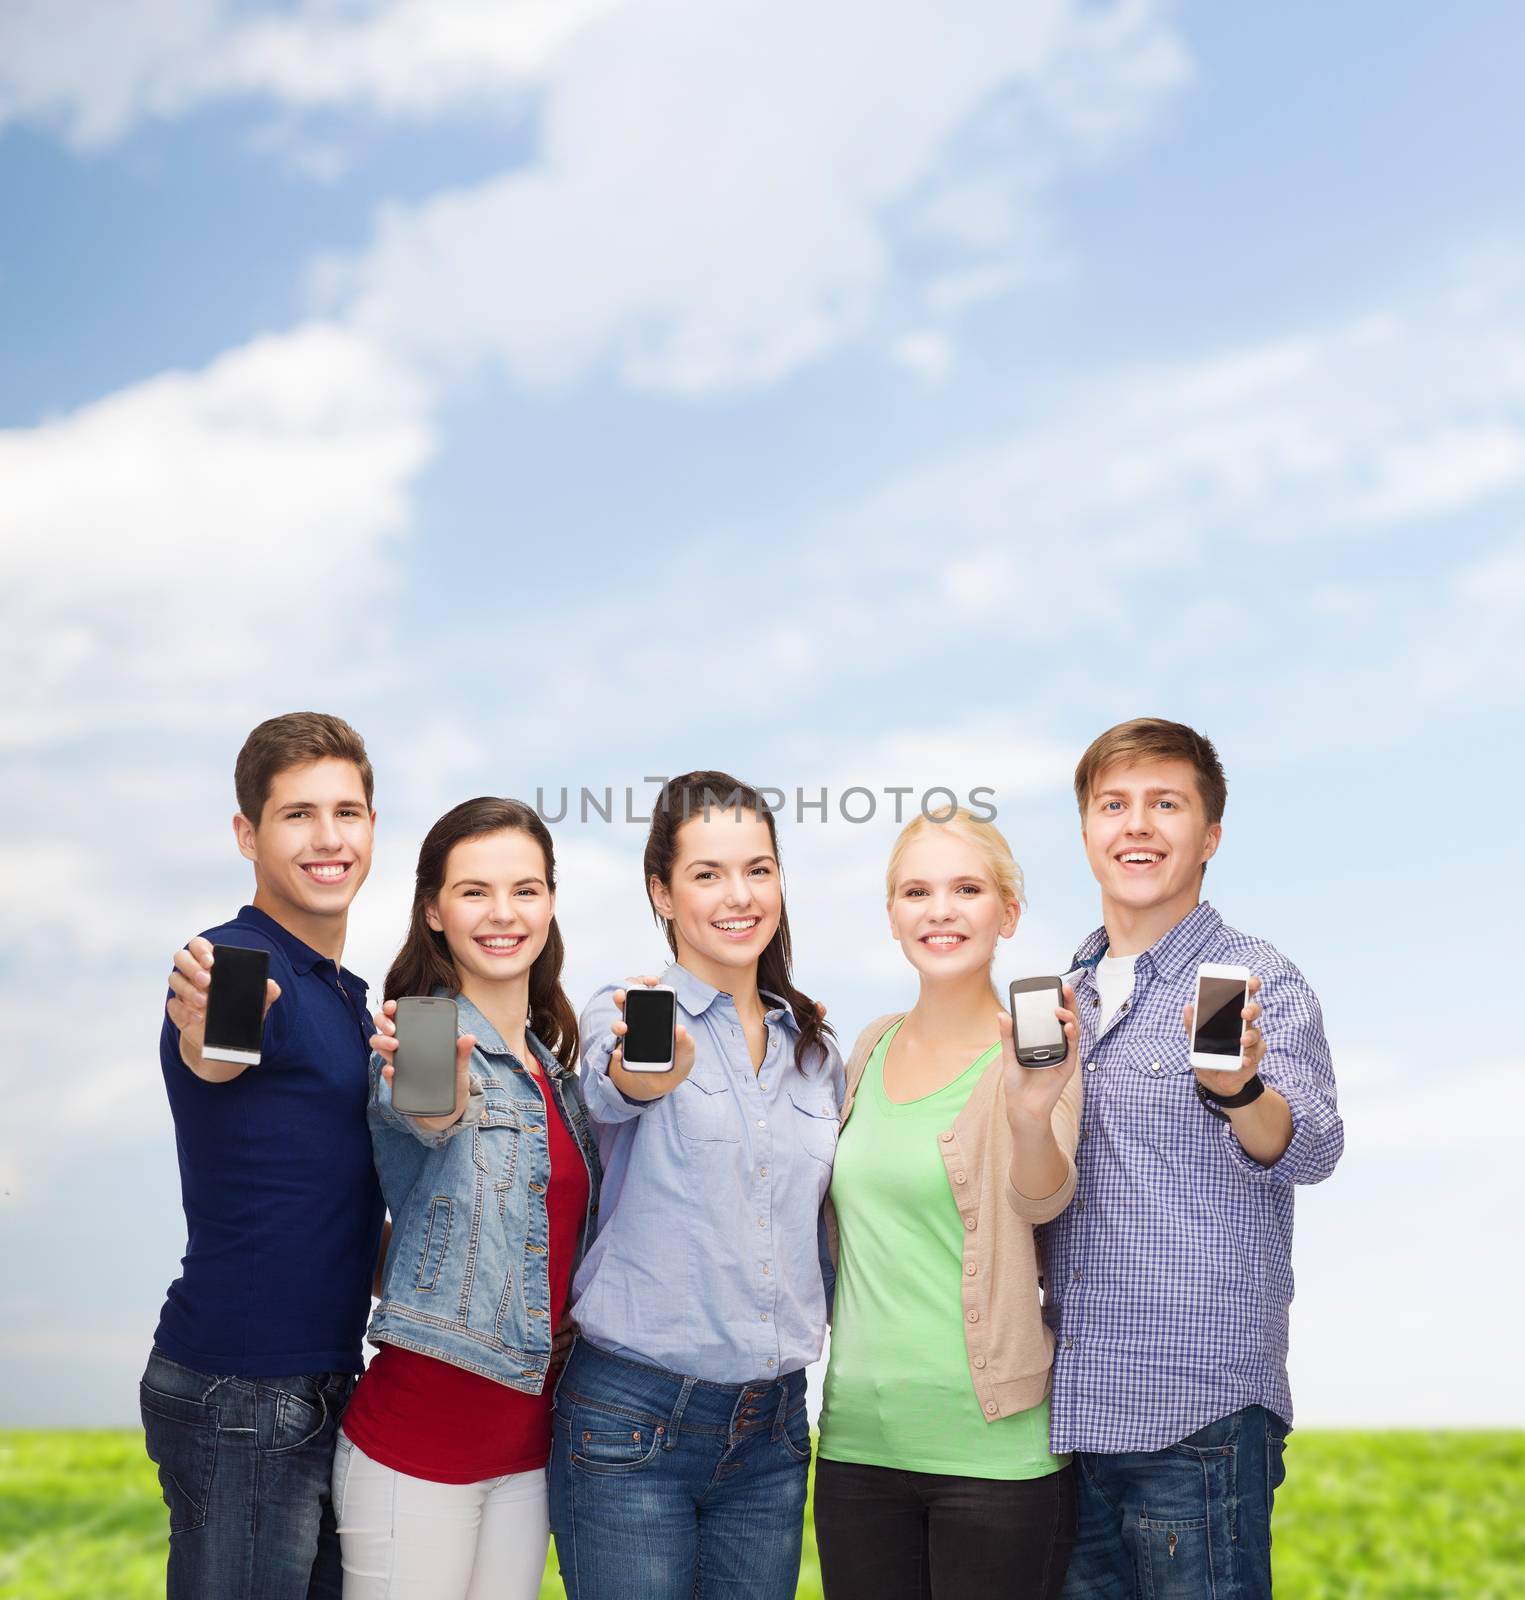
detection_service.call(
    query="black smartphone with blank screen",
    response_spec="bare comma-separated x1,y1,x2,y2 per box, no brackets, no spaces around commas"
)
203,944,270,1066
622,985,676,1072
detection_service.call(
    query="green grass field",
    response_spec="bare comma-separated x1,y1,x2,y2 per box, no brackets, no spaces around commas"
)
1,1431,1520,1598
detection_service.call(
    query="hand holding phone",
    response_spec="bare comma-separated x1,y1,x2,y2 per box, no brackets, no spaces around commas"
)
372,998,476,1128
1185,964,1264,1088
608,979,696,1100
166,936,281,1080
1000,977,1079,1115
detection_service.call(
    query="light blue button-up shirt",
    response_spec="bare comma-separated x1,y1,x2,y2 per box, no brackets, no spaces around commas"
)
570,962,845,1384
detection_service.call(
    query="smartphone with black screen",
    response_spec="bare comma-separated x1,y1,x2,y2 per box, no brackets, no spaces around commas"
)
622,985,676,1073
203,944,271,1066
1190,963,1251,1070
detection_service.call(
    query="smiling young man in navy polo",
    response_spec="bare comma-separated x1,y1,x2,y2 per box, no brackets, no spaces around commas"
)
141,713,385,1600
1042,718,1344,1600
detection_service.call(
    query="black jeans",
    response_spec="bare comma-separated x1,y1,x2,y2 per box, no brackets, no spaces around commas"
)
814,1457,1077,1600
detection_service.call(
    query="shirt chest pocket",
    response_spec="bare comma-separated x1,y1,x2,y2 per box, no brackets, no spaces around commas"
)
787,1086,839,1166
1119,1033,1192,1081
674,1073,740,1143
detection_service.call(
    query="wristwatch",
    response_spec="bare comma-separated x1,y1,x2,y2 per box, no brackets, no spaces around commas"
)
1196,1073,1264,1122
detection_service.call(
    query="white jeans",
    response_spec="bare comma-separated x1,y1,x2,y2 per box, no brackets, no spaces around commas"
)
332,1429,549,1600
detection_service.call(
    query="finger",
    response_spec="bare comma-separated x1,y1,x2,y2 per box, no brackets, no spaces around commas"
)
382,998,397,1016
456,1034,477,1066
613,989,627,1013
381,1062,394,1085
172,947,212,986
263,979,281,1014
610,1019,628,1037
1061,982,1078,1010
610,1047,624,1074
166,998,195,1032
370,1033,399,1056
374,1011,397,1038
633,976,659,987
1247,975,1261,997
167,970,206,1009
1241,999,1262,1025
187,936,215,967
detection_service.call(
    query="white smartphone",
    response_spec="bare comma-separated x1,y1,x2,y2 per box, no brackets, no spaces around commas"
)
202,944,271,1066
621,984,676,1073
392,995,459,1116
1008,977,1067,1069
1190,963,1251,1070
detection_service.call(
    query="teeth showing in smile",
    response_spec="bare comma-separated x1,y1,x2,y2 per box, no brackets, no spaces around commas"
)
304,864,348,881
714,919,758,932
924,934,964,946
1119,853,1163,864
478,936,524,949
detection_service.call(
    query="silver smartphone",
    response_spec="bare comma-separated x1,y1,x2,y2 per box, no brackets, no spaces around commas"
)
392,995,459,1115
1008,976,1066,1069
203,944,270,1066
1190,963,1250,1070
621,985,676,1073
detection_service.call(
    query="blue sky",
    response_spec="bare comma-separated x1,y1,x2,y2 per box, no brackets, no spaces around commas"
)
3,0,1523,1426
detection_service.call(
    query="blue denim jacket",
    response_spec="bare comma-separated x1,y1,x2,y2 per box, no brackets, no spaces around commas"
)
366,992,602,1393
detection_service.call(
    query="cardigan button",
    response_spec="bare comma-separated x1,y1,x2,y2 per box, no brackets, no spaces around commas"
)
955,1173,967,1185
974,1356,987,1369
967,1309,979,1323
985,1401,998,1415
940,1131,954,1143
964,1217,976,1231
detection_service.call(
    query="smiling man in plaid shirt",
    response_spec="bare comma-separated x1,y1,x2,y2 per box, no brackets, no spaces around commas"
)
1040,718,1343,1600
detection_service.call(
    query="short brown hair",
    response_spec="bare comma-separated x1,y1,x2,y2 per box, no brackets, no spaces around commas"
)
234,712,374,825
1073,718,1227,824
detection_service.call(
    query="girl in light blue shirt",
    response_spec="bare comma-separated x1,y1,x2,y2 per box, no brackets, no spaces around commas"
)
549,770,844,1600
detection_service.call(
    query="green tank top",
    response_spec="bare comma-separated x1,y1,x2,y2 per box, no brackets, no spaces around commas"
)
818,1020,1067,1478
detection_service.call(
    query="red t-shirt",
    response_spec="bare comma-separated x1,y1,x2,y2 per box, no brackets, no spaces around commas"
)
342,1069,590,1483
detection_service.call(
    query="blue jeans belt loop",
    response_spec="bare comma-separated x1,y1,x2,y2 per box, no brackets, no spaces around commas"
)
665,1375,697,1450
769,1382,790,1443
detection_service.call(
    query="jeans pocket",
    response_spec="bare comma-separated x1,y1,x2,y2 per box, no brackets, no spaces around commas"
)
569,1409,664,1475
778,1404,812,1464
263,1381,332,1455
331,1432,354,1523
141,1382,218,1534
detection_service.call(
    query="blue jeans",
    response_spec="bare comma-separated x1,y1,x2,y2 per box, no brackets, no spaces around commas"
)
1061,1406,1288,1600
548,1339,810,1600
139,1346,355,1600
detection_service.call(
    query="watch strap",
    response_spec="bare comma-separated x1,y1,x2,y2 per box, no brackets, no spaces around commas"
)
1196,1072,1265,1120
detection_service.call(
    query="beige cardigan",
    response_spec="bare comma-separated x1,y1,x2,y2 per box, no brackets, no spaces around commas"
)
823,1013,1083,1421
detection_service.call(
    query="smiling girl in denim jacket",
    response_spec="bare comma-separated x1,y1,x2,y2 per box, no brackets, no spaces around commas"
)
332,797,601,1600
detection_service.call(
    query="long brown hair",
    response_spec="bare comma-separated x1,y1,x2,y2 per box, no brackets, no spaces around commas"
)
384,798,578,1070
643,771,834,1075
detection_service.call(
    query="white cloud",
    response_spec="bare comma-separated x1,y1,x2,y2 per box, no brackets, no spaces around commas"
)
327,0,1188,392
0,321,435,748
0,0,622,147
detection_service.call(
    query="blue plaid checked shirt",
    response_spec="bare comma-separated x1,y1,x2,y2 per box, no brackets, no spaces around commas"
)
1038,902,1343,1454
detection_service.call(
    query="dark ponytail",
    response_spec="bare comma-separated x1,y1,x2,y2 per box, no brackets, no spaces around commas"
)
643,772,834,1076
384,798,579,1071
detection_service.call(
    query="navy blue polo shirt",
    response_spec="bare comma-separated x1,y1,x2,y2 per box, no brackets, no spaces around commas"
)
154,904,384,1377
